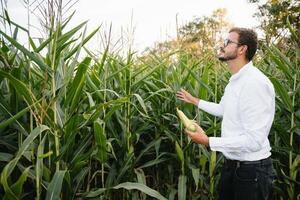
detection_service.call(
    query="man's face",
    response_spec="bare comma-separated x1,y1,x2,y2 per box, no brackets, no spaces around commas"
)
218,32,240,62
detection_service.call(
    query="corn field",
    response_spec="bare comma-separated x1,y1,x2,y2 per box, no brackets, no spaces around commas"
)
0,1,299,200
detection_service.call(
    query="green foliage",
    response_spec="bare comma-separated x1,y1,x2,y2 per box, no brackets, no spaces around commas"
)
249,0,300,45
0,3,299,200
257,18,300,199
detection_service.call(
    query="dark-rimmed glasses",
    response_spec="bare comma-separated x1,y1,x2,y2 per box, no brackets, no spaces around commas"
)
224,39,241,47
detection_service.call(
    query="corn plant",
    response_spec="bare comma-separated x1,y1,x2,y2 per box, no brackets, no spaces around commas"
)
258,21,300,200
0,2,299,200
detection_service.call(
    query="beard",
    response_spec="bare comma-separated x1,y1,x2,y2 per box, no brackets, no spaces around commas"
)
218,48,238,62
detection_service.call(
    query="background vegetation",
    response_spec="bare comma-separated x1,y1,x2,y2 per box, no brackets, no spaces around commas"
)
0,0,299,199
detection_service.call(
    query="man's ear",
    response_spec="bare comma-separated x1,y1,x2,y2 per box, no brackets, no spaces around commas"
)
239,45,247,55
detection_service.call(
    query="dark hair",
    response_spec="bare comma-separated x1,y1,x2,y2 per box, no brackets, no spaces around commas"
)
229,27,258,61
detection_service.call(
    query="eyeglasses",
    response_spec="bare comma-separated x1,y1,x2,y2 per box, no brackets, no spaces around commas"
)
224,39,241,47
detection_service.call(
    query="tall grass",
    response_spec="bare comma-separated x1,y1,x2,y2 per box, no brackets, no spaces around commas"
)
0,4,299,200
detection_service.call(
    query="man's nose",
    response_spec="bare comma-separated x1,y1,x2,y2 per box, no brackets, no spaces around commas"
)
214,45,223,51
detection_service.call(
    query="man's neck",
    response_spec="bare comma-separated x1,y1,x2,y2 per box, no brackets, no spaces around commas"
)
227,59,249,74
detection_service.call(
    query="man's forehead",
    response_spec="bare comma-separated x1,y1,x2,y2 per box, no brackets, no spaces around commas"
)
227,32,239,40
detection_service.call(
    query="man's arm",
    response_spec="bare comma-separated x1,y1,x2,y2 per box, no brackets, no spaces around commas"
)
176,88,224,117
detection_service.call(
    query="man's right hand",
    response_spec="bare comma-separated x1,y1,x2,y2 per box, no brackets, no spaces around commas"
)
176,88,200,106
185,122,209,146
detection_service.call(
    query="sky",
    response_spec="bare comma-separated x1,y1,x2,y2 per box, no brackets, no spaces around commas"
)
5,0,260,52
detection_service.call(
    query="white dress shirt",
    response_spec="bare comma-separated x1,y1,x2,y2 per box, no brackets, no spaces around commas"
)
198,61,275,161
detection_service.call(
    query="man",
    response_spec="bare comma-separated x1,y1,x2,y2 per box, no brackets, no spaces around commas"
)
176,27,275,200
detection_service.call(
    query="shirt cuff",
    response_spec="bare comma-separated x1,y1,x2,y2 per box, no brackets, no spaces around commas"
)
197,99,209,110
208,137,222,152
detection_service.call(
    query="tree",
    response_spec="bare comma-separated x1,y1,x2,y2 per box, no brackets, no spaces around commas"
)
178,8,231,53
141,9,232,59
249,0,300,45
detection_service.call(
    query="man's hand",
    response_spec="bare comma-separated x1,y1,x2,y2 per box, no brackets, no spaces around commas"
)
185,122,209,146
176,89,199,106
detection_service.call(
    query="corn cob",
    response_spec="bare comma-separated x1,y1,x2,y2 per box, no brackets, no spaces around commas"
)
176,108,196,132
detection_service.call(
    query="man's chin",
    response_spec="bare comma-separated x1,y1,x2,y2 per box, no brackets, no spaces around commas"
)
218,55,237,62
218,56,227,62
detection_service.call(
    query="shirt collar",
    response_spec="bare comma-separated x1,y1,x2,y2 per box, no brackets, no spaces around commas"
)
229,61,253,82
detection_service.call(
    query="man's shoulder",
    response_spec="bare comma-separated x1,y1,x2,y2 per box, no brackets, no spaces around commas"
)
241,66,275,95
247,65,272,85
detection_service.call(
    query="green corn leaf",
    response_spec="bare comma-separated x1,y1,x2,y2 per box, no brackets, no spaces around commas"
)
168,188,177,200
57,21,86,46
65,57,91,111
0,153,13,162
270,77,293,112
85,74,103,99
70,134,93,165
98,35,110,71
93,120,107,164
72,167,89,197
45,170,66,200
199,64,212,99
0,69,36,105
115,153,134,181
180,60,200,86
1,125,49,176
134,168,147,185
38,151,53,159
113,182,167,200
12,27,18,40
4,10,11,26
175,141,184,164
2,167,31,200
1,126,49,200
0,15,28,32
36,135,47,199
178,175,187,200
84,188,106,198
137,153,169,169
190,167,200,191
87,97,129,123
29,37,37,51
135,138,162,164
35,35,55,53
64,27,100,60
131,65,160,89
291,155,300,173
0,30,50,73
61,11,75,30
133,93,148,115
56,38,79,56
103,104,122,121
3,167,31,200
86,91,95,107
0,100,40,129
270,45,294,77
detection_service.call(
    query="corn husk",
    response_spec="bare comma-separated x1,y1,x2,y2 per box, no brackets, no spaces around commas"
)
176,108,196,132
